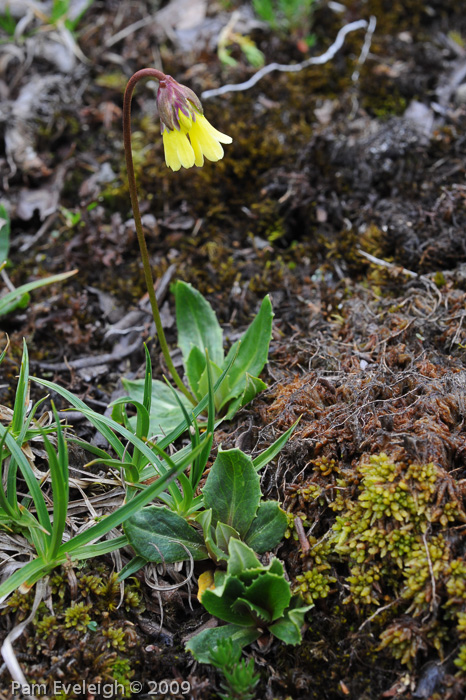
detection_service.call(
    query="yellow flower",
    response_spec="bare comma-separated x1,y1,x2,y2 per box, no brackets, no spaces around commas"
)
157,75,232,171
197,570,215,602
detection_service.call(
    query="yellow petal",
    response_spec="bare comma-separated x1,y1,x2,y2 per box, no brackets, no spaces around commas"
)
197,570,215,602
175,131,196,169
190,133,204,167
163,130,182,171
196,114,233,144
178,109,193,131
163,128,195,170
189,120,224,162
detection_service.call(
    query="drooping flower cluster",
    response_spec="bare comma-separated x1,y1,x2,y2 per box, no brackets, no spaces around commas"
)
156,75,232,171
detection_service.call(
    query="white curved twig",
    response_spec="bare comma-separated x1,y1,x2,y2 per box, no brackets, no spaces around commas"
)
202,17,376,100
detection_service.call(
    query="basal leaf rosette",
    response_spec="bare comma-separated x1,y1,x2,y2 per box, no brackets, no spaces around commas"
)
187,540,312,662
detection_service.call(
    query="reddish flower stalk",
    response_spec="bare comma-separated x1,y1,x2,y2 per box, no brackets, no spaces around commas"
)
123,69,196,403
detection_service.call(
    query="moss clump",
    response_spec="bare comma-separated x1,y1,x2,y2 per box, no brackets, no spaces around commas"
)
286,452,466,671
101,626,127,651
64,601,92,631
294,567,336,604
454,644,466,672
0,561,144,697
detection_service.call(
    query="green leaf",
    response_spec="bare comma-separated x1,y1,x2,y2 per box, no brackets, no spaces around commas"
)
269,597,313,645
0,557,53,603
240,572,291,622
220,295,273,407
252,419,299,472
195,509,228,563
227,539,261,576
0,428,51,537
185,345,206,398
186,624,260,664
197,360,230,412
43,405,69,561
33,378,126,460
202,449,261,537
142,344,152,414
0,270,77,318
190,353,214,493
268,617,302,645
11,339,30,436
71,536,129,560
201,577,253,625
0,204,10,263
175,281,224,368
118,555,148,581
0,335,10,364
59,445,201,559
232,597,271,623
121,378,193,437
110,397,150,442
0,8,17,37
244,501,288,553
215,521,241,554
124,506,208,563
223,373,266,419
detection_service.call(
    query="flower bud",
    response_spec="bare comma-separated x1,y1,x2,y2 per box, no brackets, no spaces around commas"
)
157,75,203,132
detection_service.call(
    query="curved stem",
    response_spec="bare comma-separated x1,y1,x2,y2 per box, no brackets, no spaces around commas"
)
123,69,196,405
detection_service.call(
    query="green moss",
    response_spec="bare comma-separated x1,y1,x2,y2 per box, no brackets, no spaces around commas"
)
287,452,466,669
111,658,135,696
294,567,336,604
102,626,127,651
64,601,92,631
454,644,466,672
1,561,144,696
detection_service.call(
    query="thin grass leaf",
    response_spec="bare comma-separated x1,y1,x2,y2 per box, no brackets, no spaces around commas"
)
0,270,77,317
0,430,19,520
0,204,11,263
252,419,300,472
109,397,151,472
21,516,48,559
6,454,18,510
156,346,239,451
31,378,126,459
68,439,112,463
0,557,50,602
70,535,129,559
117,555,147,581
43,407,68,561
75,407,182,506
193,349,215,490
11,340,29,436
0,427,51,534
84,457,140,482
0,334,10,363
60,438,208,556
163,379,195,509
143,344,152,415
18,395,50,444
76,407,178,473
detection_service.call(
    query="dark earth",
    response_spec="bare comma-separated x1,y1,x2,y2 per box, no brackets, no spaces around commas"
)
1,0,466,698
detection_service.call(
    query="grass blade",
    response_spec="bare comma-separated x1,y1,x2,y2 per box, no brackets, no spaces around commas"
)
43,407,69,561
60,438,208,555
